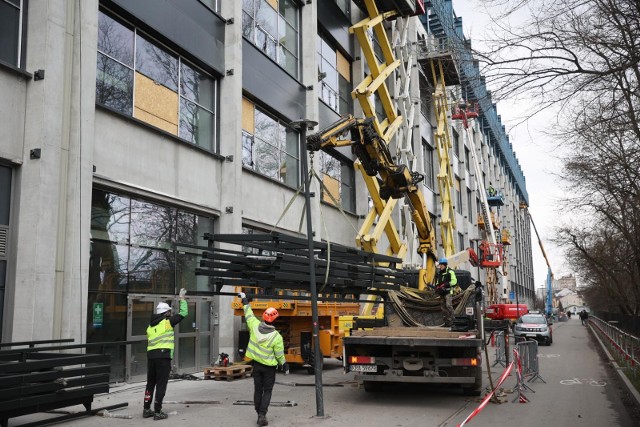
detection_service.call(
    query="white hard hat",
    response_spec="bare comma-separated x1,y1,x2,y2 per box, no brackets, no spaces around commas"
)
156,302,171,315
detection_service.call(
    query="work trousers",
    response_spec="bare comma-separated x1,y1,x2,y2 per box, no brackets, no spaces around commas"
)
144,358,171,411
253,361,277,416
441,293,454,325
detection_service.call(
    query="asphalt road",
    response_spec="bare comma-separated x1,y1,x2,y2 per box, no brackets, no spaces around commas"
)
9,317,640,427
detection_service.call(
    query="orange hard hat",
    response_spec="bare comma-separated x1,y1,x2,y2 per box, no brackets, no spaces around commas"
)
263,307,279,323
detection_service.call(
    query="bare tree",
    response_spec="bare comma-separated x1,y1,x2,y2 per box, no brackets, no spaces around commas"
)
472,0,640,313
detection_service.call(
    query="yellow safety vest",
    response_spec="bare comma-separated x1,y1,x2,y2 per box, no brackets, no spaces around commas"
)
244,305,286,367
147,318,174,353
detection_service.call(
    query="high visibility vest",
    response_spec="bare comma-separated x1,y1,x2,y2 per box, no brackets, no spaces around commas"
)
244,305,286,367
147,318,174,352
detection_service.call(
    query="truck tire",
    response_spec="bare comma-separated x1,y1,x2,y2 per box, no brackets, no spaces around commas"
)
463,368,483,396
363,381,381,392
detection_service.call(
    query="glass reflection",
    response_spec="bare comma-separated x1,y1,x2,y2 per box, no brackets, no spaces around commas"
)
98,12,134,66
179,98,214,150
135,34,179,91
128,247,174,294
91,190,130,243
130,199,175,249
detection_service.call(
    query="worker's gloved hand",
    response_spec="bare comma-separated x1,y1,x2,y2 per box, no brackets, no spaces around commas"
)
238,292,248,305
281,362,290,375
179,288,187,299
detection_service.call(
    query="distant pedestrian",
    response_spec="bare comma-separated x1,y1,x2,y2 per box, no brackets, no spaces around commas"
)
579,309,588,325
239,292,288,426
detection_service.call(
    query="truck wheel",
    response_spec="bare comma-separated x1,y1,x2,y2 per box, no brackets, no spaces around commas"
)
463,368,483,396
363,381,380,392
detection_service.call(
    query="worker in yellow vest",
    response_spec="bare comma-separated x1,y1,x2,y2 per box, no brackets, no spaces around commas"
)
239,292,288,427
143,288,187,420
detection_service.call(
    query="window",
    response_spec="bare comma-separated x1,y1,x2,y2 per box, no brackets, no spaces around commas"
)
467,189,473,220
319,151,355,212
422,142,435,190
242,0,299,78
0,0,25,67
458,232,465,251
242,97,300,187
452,129,460,157
464,147,470,172
455,177,462,214
96,11,218,151
317,34,352,115
89,189,215,296
198,0,219,12
334,0,350,16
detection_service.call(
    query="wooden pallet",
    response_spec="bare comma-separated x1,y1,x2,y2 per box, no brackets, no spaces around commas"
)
204,364,253,381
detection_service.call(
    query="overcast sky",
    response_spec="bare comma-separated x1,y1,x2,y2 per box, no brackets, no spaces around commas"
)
451,0,572,290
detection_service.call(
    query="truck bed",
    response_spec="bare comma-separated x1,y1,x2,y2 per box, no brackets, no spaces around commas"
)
346,327,481,346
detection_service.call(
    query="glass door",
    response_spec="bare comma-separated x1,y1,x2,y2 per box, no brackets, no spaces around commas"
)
127,294,213,381
175,297,214,373
126,294,174,382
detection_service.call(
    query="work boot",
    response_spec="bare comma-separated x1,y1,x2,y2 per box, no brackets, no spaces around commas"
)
153,411,168,420
257,414,268,426
142,408,155,418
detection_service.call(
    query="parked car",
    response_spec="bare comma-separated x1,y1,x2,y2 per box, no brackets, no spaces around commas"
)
513,313,553,345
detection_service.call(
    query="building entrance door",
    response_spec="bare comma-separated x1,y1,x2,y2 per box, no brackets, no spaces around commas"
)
126,294,214,382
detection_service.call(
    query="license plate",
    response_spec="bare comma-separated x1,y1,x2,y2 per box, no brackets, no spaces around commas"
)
351,364,377,372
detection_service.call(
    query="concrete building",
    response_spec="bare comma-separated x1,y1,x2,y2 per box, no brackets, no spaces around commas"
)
0,0,533,381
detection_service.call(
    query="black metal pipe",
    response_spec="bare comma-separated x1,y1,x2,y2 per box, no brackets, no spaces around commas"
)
291,119,324,417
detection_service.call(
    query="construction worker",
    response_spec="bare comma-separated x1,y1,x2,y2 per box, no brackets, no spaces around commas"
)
143,288,187,420
238,292,288,427
435,258,458,327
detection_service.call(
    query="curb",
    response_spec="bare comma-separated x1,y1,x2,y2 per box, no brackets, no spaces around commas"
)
589,323,640,408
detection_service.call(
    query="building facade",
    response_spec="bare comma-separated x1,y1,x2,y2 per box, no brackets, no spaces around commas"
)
0,0,534,381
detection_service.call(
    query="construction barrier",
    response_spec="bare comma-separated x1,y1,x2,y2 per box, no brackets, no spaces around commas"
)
459,339,540,426
516,339,545,383
492,331,506,367
458,359,514,427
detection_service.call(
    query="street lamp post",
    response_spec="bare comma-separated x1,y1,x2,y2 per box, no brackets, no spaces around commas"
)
289,119,323,417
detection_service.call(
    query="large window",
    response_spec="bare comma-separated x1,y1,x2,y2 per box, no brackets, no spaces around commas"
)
455,177,462,214
317,34,352,115
242,0,299,78
242,97,300,187
319,151,355,212
0,0,25,67
89,189,215,297
96,11,218,151
422,141,435,190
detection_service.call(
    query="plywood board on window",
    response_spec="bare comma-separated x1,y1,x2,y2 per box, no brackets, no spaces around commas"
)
266,0,277,10
134,72,178,135
242,97,255,133
336,50,350,82
134,108,179,135
323,175,340,205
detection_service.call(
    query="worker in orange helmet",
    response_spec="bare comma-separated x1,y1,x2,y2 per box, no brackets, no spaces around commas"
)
239,292,288,426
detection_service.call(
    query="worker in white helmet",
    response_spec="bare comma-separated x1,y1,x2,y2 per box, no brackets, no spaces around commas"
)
143,288,187,420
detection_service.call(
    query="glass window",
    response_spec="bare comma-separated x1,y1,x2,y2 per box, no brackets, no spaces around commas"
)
90,189,215,295
422,142,435,190
452,130,460,157
455,177,462,214
467,189,473,221
243,107,300,187
198,0,219,12
0,0,23,67
96,10,218,152
317,35,353,114
242,0,299,78
464,147,470,172
319,152,355,212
